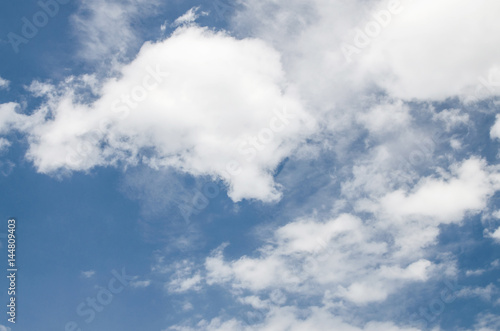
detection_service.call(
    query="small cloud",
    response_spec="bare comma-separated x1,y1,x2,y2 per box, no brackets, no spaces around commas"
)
167,273,202,293
160,21,167,32
0,161,15,177
131,280,151,288
0,77,10,90
172,7,207,27
457,284,498,301
450,139,462,150
487,227,500,243
0,138,11,153
81,270,96,278
182,302,193,311
433,108,469,132
466,269,486,277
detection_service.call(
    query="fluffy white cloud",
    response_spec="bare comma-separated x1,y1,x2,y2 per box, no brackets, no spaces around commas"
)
194,156,500,330
2,1,499,329
205,213,432,305
488,227,500,243
356,100,411,136
233,0,500,109
379,158,499,224
351,157,500,257
0,103,27,134
11,25,314,202
358,0,500,100
159,259,203,293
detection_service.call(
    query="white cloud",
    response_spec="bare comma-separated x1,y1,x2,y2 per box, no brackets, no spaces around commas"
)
363,157,500,257
466,269,486,277
468,313,500,331
0,77,10,90
205,213,432,305
488,227,500,243
233,0,500,115
172,7,207,27
0,103,27,134
2,1,499,328
195,156,500,328
491,114,500,140
457,284,498,301
433,109,469,132
379,158,499,224
356,100,411,136
358,0,500,100
166,260,203,293
169,273,202,293
11,25,314,203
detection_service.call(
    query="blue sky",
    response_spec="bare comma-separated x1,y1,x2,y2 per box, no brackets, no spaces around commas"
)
1,0,500,330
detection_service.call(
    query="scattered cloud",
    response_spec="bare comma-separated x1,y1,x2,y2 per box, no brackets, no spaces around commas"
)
172,7,207,27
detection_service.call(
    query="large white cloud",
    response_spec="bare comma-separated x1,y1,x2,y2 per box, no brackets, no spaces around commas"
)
10,25,314,202
234,0,500,104
359,0,500,100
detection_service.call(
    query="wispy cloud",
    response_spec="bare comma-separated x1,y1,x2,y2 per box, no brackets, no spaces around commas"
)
70,0,160,63
81,270,95,278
